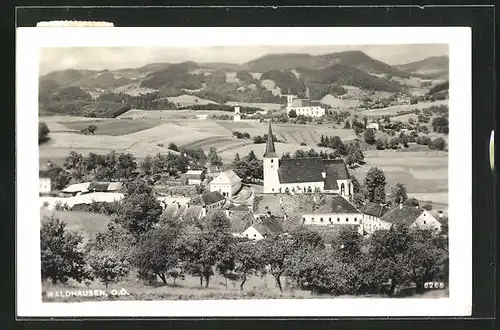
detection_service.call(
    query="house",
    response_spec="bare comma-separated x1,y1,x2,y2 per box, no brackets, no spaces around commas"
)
377,203,442,233
241,216,284,241
200,191,226,211
196,114,208,120
263,122,353,197
300,194,364,235
185,170,205,185
209,169,242,198
162,202,206,222
366,122,380,130
227,209,256,235
285,89,325,117
234,106,241,121
40,192,125,210
359,201,390,234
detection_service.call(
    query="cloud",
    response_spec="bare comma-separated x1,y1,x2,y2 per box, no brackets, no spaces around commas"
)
39,44,448,75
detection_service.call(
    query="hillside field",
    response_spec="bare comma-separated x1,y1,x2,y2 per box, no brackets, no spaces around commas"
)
360,100,448,117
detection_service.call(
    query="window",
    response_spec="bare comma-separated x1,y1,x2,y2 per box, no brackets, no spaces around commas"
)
302,217,305,223
254,234,256,237
272,188,274,192
423,220,426,224
311,217,315,223
337,218,340,222
354,218,357,222
340,183,345,195
346,217,349,222
271,159,274,163
329,217,332,222
320,217,324,222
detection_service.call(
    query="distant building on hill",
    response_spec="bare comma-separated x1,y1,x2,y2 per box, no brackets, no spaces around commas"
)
262,122,353,197
285,87,325,117
366,122,380,130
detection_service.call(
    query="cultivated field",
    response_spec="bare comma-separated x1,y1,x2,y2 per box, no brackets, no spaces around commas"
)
361,100,448,117
351,150,448,206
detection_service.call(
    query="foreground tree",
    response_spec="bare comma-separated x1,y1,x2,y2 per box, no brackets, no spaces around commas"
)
39,122,50,144
41,216,88,284
233,242,265,290
364,128,376,144
261,236,294,292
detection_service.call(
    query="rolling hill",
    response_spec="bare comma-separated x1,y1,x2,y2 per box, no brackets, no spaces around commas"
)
394,56,449,79
241,51,411,78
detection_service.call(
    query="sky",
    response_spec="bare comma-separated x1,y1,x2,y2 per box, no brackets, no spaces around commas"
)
40,44,448,75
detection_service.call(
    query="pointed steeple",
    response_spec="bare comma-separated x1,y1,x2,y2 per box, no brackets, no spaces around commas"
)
263,122,277,158
288,86,291,95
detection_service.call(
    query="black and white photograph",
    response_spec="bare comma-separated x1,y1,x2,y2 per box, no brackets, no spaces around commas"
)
16,27,471,317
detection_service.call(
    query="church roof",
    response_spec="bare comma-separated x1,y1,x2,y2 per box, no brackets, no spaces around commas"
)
290,99,322,108
278,157,325,184
323,159,350,190
263,122,277,158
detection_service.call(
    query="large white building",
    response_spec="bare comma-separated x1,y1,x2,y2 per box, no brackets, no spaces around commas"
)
262,123,353,197
209,169,242,198
285,90,325,118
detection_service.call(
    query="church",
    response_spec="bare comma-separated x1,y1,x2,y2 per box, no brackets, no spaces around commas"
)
285,88,326,118
262,123,353,198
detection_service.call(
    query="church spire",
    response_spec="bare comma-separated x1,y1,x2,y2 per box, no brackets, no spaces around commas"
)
263,121,277,158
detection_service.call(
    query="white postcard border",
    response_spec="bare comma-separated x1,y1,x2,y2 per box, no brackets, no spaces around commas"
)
16,26,471,317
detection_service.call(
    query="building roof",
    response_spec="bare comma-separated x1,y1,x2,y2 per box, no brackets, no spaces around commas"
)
183,205,204,221
227,204,251,212
201,191,226,206
379,205,425,226
359,201,390,218
252,217,284,238
278,157,325,184
303,194,360,215
263,122,278,158
322,159,350,189
186,170,204,175
210,170,241,185
62,182,92,193
229,211,255,233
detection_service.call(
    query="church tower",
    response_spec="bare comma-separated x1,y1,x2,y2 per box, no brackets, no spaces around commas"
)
286,86,294,108
263,122,280,194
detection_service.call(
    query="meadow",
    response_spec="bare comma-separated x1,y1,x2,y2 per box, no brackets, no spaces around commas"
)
360,100,448,117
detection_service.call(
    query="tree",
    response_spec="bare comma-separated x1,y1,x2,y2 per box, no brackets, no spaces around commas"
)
422,203,433,211
288,109,297,118
429,137,446,151
390,183,408,205
233,242,265,290
208,147,223,168
343,120,351,129
85,225,131,288
261,236,294,292
41,216,88,284
281,152,291,159
140,155,154,176
350,175,361,194
364,167,386,203
39,122,51,144
168,143,179,152
177,211,235,288
185,148,208,169
113,180,163,239
87,125,97,135
115,152,137,180
375,138,386,150
131,227,181,285
404,198,420,207
389,137,399,149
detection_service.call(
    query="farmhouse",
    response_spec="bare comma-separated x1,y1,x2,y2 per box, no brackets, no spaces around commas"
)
185,169,205,185
200,191,226,211
196,114,208,120
209,169,242,198
301,194,364,235
373,203,443,234
241,216,284,241
285,89,325,117
263,122,353,197
359,201,391,234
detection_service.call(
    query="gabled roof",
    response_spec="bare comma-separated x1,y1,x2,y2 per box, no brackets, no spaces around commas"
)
263,122,277,158
229,211,255,233
359,201,389,218
201,191,226,206
186,170,204,175
303,194,360,215
380,205,425,226
62,182,91,193
252,217,283,238
278,157,324,184
183,205,204,221
210,170,241,185
322,159,350,189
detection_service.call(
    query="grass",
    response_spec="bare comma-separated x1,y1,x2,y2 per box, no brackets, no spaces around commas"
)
61,119,160,136
361,100,448,117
